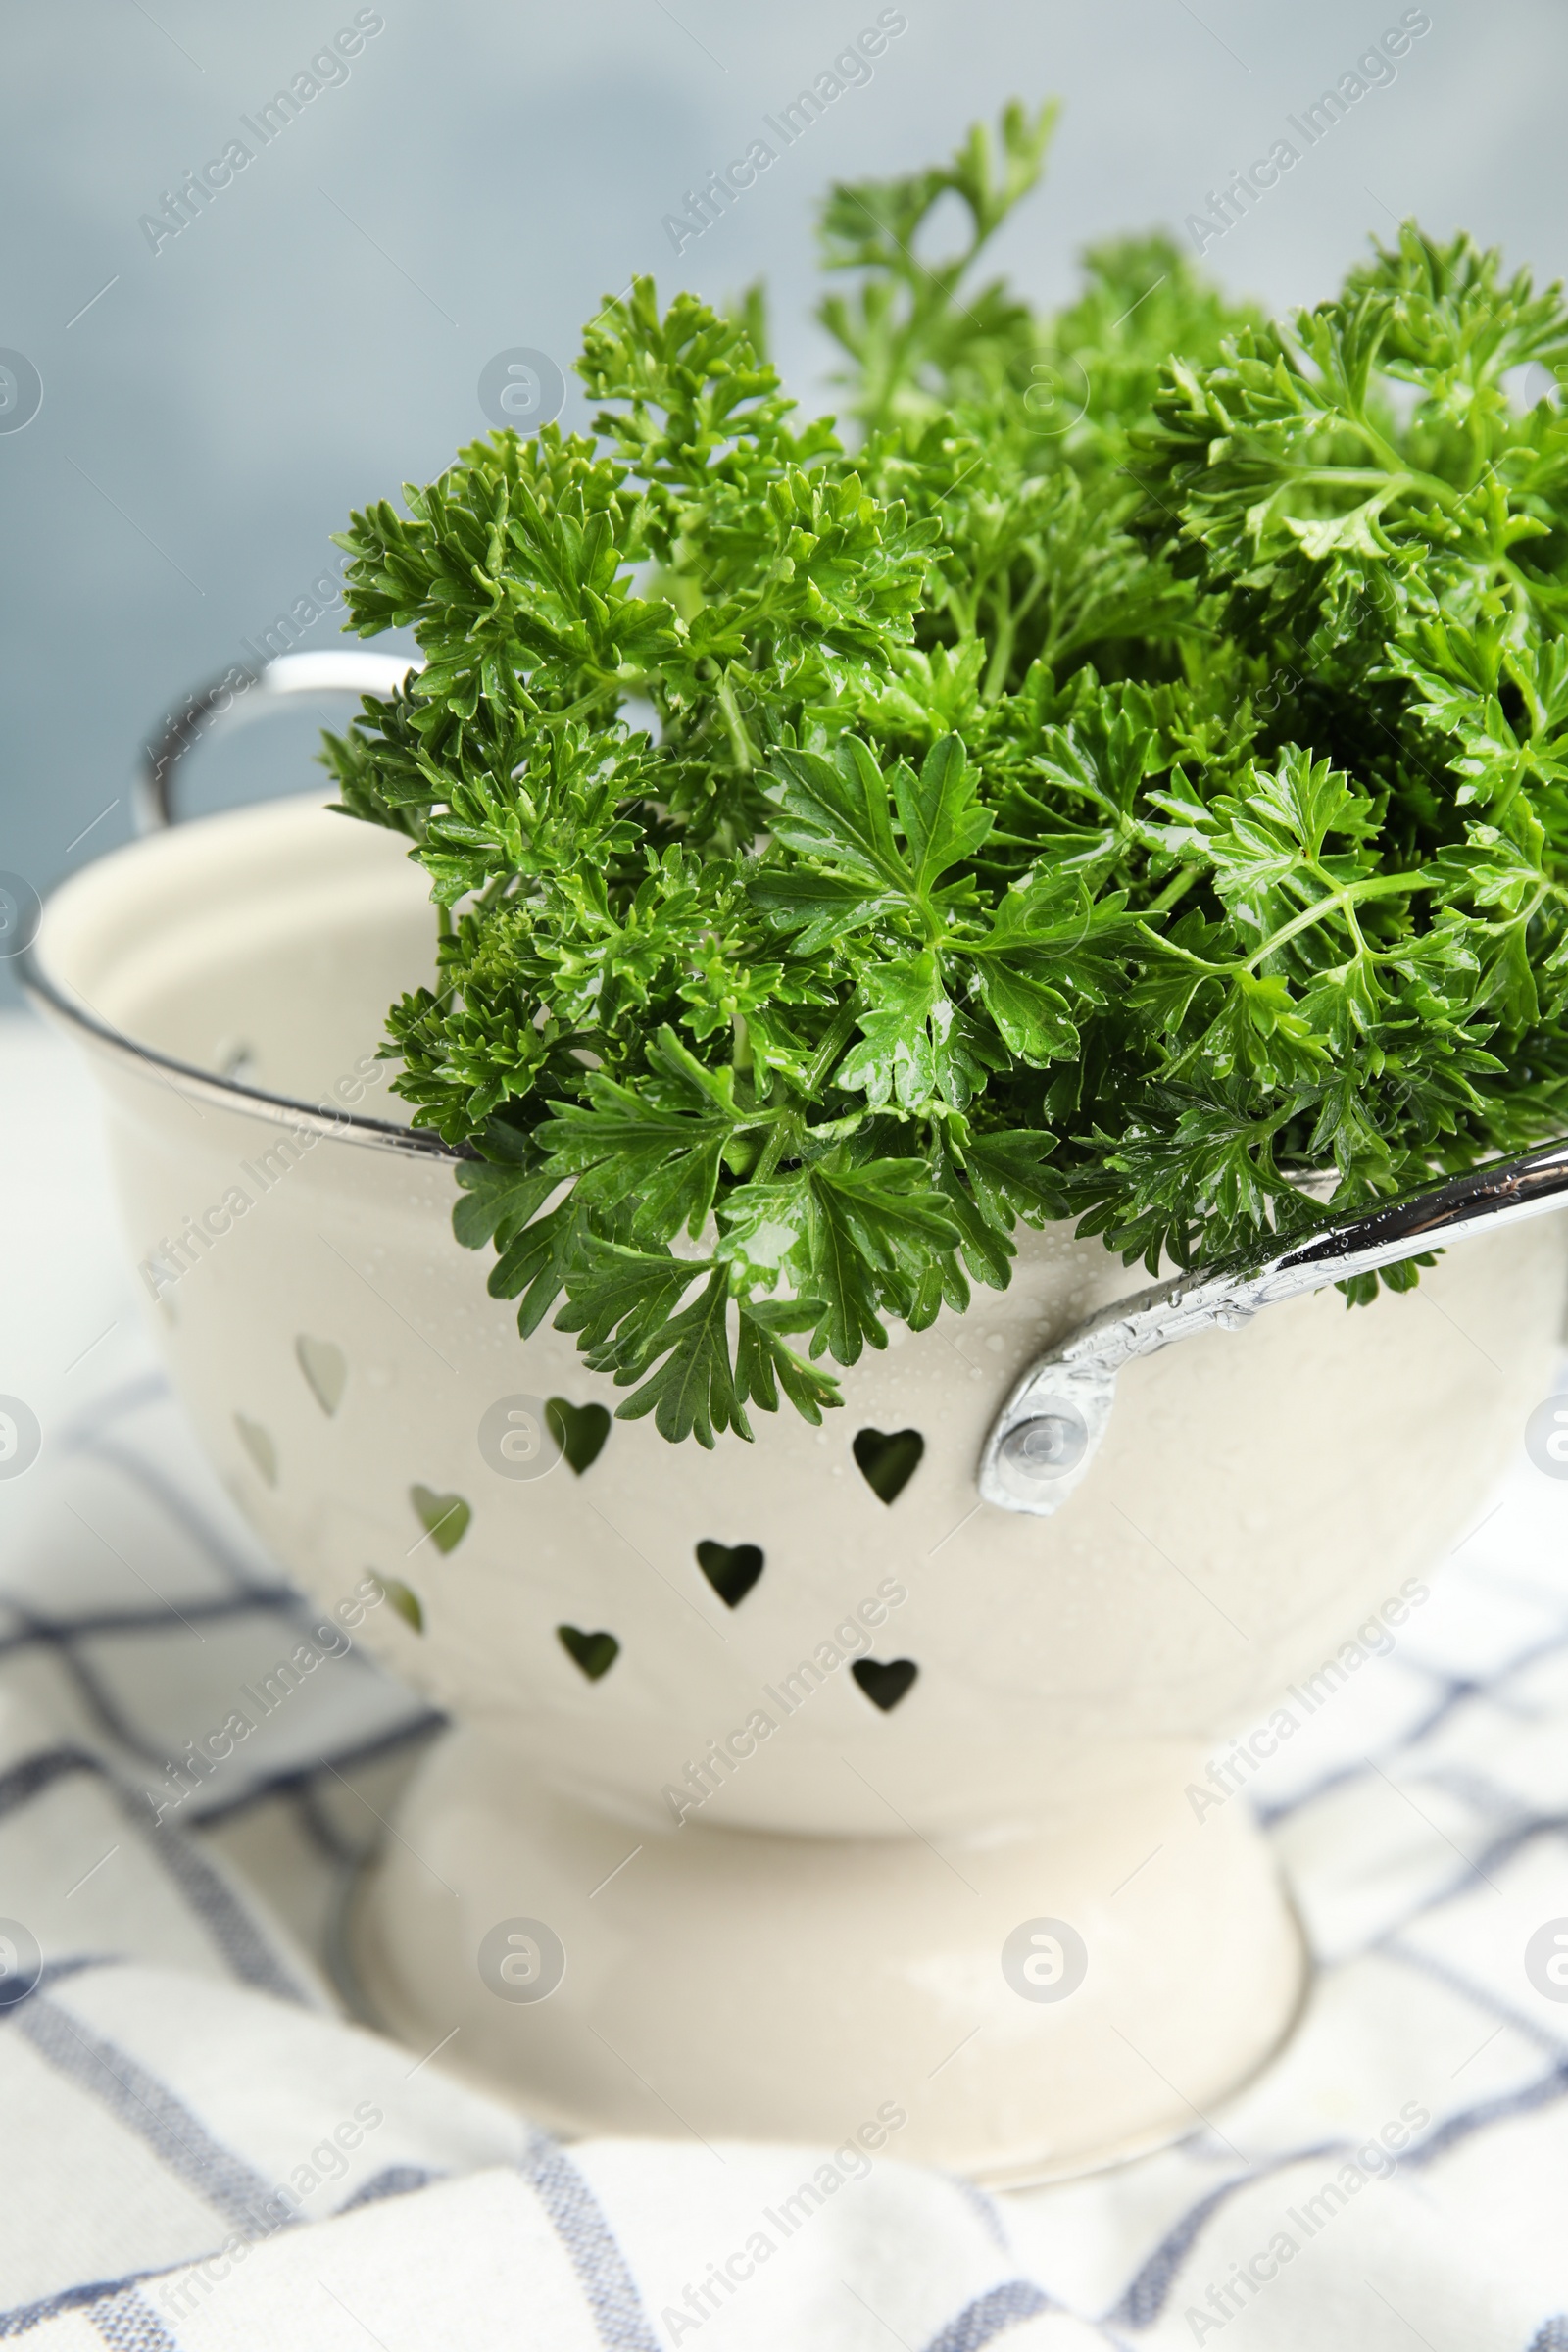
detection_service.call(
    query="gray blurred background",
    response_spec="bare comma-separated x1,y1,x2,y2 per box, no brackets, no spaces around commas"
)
3,0,1565,1001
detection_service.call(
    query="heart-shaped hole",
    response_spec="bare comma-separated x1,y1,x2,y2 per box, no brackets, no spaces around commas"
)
370,1574,424,1634
547,1396,611,1476
295,1334,347,1417
234,1413,278,1488
695,1540,763,1608
410,1485,471,1554
853,1427,924,1505
558,1625,619,1681
852,1657,918,1712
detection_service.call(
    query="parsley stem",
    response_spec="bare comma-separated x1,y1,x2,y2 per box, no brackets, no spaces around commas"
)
1283,461,1461,515
715,672,758,772
1140,868,1436,982
1242,871,1433,971
752,1112,801,1182
982,578,1015,703
805,998,861,1093
1148,867,1200,917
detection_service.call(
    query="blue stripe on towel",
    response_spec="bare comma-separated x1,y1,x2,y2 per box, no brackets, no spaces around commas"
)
336,2165,444,2213
85,2286,182,2351
0,1740,311,2006
1,2277,179,2342
919,2278,1054,2351
16,1994,297,2241
1107,2148,1345,2329
518,2130,662,2352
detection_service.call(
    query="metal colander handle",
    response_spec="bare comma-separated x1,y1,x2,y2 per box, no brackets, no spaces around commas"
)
135,649,419,830
980,1131,1568,1514
24,649,454,1163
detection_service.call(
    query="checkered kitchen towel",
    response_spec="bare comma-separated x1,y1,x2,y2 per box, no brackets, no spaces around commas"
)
5,1007,1568,2350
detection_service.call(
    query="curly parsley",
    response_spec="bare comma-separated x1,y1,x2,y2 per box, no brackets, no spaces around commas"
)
322,102,1568,1443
